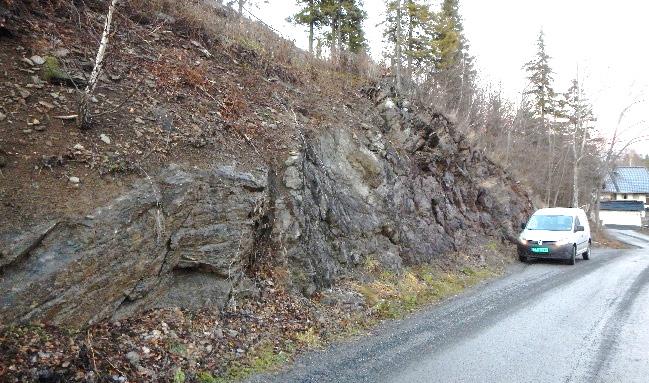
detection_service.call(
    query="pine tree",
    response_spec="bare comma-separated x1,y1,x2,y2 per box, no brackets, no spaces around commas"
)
430,16,458,71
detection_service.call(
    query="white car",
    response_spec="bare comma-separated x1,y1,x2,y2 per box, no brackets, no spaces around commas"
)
517,208,591,265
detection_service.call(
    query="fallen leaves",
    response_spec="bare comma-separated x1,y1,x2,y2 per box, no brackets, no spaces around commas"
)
0,282,360,383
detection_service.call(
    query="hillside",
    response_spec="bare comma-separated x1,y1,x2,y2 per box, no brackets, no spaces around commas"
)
0,1,533,382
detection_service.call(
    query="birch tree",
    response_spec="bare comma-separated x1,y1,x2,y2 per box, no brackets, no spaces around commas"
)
78,0,118,130
562,77,595,207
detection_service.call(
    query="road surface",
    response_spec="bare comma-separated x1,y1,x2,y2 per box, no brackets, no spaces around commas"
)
248,230,649,383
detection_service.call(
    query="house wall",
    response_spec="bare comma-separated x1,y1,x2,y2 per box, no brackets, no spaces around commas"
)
600,210,643,227
613,193,648,203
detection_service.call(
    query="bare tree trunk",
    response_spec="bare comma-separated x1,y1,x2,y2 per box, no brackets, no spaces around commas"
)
336,22,342,64
594,187,602,230
78,0,118,130
544,118,553,206
406,1,413,89
395,0,403,91
316,36,322,59
456,56,466,117
571,119,579,207
329,25,337,64
553,148,569,207
572,150,579,207
238,0,244,15
308,21,314,54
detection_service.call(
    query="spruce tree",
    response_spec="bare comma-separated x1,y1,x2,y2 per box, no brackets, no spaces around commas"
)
429,0,475,113
524,31,556,126
431,0,468,71
340,0,367,53
384,0,434,88
523,30,558,205
320,0,367,58
292,0,324,54
404,1,434,79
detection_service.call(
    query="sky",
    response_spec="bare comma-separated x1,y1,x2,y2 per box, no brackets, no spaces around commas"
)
249,0,649,155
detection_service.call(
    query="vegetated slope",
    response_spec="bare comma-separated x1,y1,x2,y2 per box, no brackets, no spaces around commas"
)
0,1,533,380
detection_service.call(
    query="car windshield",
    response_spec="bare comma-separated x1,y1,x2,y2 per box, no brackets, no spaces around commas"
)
526,215,573,231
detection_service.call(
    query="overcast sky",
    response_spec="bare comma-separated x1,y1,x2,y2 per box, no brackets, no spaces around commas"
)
251,0,649,155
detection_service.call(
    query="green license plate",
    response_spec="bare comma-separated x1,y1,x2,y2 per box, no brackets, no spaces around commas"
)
531,247,549,253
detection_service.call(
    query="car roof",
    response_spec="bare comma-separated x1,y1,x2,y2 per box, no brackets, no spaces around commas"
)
533,207,585,216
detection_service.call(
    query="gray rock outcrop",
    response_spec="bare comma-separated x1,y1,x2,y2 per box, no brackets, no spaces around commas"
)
0,166,267,326
0,84,532,327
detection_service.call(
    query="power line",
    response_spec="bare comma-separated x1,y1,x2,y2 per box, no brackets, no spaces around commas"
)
241,5,295,43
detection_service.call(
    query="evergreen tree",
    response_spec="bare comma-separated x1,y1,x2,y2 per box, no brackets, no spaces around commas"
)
430,15,459,71
562,78,595,129
431,0,470,71
429,0,475,113
561,77,596,207
384,0,434,88
524,31,556,125
320,0,367,58
523,30,558,205
404,1,434,78
340,1,367,53
292,0,324,54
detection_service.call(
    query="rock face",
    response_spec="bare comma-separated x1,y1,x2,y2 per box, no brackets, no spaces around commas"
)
0,166,267,326
273,86,531,294
0,85,532,327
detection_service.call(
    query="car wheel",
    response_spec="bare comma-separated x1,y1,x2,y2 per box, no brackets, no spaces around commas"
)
583,242,591,260
519,254,528,263
568,245,576,265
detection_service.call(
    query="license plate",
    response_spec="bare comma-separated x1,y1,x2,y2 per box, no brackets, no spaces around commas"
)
531,247,549,253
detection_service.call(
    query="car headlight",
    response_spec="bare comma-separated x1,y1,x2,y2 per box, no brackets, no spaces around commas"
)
518,237,528,245
555,238,571,246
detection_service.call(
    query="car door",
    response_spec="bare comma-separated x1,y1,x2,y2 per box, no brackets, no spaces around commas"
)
574,216,587,252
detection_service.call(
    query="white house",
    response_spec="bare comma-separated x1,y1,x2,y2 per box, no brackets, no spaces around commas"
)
602,166,649,209
599,200,645,227
600,167,649,227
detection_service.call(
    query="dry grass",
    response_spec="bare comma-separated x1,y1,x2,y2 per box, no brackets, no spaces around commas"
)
354,263,497,320
124,0,378,79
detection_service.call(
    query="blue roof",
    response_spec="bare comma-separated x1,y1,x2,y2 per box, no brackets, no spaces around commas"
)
600,200,645,211
603,167,649,193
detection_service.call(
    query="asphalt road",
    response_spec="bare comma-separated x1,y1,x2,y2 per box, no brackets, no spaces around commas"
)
248,230,649,383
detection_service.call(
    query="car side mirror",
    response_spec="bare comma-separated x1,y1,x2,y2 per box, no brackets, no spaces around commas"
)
575,225,585,232
520,223,526,230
